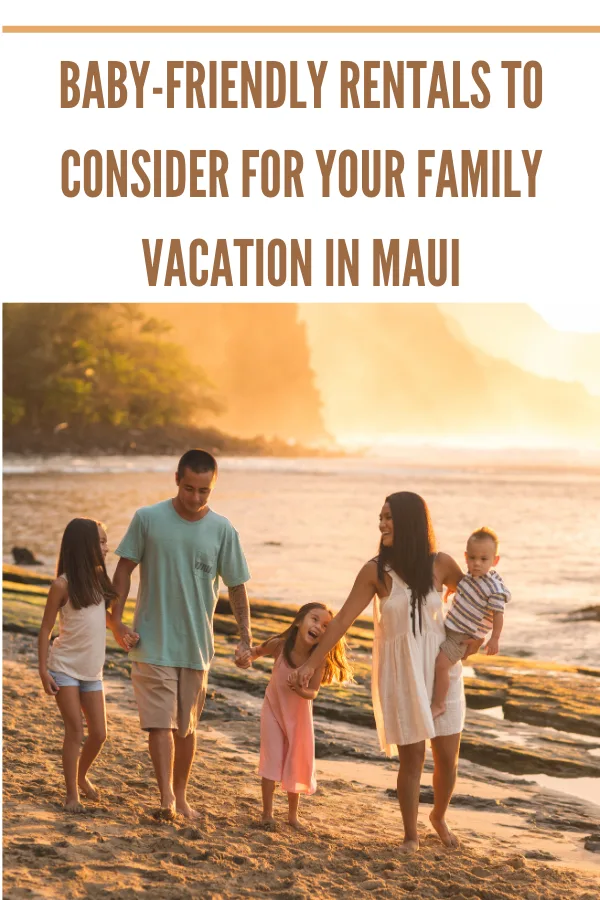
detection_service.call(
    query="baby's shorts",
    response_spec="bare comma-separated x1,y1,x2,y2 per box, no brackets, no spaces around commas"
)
49,670,103,692
438,628,474,665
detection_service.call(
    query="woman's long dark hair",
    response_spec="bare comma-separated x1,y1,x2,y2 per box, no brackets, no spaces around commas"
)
376,492,436,635
280,602,353,685
57,518,117,610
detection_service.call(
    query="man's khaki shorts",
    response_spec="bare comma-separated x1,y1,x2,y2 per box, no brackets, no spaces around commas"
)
438,627,474,665
131,662,208,738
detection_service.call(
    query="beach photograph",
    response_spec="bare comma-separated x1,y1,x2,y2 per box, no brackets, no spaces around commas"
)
3,301,600,900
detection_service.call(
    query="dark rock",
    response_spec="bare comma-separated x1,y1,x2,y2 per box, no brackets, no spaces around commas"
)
3,565,52,587
565,605,600,623
209,670,268,697
577,666,600,679
4,421,338,459
533,813,600,832
11,547,43,566
212,615,239,636
471,660,600,738
463,677,508,709
315,740,379,762
450,794,502,811
524,849,558,860
503,796,535,809
213,594,374,634
584,834,600,853
503,698,600,738
314,699,375,730
460,728,600,778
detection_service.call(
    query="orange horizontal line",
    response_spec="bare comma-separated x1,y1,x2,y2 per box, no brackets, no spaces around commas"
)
2,25,600,34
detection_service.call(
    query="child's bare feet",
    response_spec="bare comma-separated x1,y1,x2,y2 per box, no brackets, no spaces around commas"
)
260,814,277,830
78,777,100,801
398,838,419,854
64,796,84,813
429,811,459,847
287,817,305,831
430,702,446,720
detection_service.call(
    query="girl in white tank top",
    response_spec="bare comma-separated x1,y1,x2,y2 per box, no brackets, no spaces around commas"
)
38,518,117,812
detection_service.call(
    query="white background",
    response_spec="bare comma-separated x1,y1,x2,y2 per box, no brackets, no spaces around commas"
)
1,3,599,329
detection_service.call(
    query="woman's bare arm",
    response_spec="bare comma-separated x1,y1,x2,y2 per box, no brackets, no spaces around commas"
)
292,562,379,688
433,551,464,593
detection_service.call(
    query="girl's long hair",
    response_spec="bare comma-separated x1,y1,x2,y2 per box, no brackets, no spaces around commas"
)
57,518,117,610
376,492,436,636
280,602,353,685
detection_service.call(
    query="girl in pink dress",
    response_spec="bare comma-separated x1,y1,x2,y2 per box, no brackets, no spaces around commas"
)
244,602,352,829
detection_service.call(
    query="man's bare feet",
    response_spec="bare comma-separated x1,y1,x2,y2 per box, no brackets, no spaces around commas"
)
78,777,100,801
430,702,446,720
152,806,177,822
429,811,459,847
64,796,84,813
398,838,419,854
176,799,200,820
260,814,277,830
152,792,177,822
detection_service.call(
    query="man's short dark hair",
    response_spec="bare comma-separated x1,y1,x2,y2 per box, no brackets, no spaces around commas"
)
177,449,218,480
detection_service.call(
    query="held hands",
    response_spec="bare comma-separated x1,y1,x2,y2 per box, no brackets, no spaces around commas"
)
40,670,59,696
235,642,254,669
286,674,302,695
111,621,140,652
287,664,314,690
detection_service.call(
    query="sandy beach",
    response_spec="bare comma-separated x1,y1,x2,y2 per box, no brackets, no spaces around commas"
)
4,628,599,900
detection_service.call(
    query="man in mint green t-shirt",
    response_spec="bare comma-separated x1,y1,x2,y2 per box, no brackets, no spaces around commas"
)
110,449,252,821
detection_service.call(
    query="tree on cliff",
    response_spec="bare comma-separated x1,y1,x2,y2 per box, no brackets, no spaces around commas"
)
3,304,221,432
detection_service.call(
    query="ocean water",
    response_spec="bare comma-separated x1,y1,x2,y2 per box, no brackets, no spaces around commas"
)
3,452,599,668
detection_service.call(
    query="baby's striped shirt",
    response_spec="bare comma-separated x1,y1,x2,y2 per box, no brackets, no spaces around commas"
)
446,570,510,639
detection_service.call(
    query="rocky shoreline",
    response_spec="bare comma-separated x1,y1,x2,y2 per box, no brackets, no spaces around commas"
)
3,424,337,458
4,565,600,783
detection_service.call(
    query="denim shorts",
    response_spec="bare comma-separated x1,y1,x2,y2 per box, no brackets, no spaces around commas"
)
49,670,103,692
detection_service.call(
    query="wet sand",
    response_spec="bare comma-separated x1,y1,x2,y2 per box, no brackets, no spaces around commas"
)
3,634,599,900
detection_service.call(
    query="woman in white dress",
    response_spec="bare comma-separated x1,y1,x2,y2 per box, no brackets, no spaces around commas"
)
292,491,480,853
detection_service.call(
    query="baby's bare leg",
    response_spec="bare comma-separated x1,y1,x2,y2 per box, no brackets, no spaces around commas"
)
431,650,455,720
261,778,276,827
55,687,85,811
287,792,302,829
